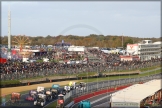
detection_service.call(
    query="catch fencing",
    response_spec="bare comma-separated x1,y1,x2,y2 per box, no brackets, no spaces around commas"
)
1,61,161,81
63,73,161,105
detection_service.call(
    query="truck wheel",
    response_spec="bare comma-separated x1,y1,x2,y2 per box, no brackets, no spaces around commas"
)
63,92,66,95
34,101,37,105
41,102,44,106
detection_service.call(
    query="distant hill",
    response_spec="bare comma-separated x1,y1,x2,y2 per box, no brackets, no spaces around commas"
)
1,34,161,48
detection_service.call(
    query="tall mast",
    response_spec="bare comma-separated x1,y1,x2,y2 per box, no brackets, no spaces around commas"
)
8,6,11,51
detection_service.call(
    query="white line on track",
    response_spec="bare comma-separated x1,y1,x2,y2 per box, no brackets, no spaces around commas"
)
91,94,110,105
92,101,109,108
70,91,114,108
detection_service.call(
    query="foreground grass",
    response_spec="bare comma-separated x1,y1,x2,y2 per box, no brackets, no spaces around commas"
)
45,101,57,108
82,69,161,83
140,65,161,72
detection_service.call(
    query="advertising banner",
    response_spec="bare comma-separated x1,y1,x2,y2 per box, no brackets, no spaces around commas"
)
111,102,139,108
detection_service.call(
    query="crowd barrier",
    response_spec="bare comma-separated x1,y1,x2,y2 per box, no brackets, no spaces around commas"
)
1,61,160,81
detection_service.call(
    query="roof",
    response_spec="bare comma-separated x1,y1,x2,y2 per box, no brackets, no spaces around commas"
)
153,41,162,44
111,79,162,104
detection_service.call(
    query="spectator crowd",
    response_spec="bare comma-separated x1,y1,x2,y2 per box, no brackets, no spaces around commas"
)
0,48,161,81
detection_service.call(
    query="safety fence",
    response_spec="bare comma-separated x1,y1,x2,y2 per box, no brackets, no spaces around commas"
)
1,61,161,81
62,73,161,105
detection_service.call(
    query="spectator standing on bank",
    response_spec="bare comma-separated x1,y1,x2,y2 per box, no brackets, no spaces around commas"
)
1,95,6,106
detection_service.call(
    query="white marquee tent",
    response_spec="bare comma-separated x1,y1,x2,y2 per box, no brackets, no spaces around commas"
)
110,79,162,108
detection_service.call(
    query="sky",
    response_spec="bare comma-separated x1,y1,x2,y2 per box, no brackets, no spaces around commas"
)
1,1,161,38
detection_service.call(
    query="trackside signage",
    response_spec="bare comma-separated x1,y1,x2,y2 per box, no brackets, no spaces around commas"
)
111,102,139,108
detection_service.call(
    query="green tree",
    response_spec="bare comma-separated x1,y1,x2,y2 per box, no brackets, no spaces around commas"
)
124,38,133,48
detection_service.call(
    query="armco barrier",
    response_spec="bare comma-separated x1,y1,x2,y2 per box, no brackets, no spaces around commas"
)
73,84,131,103
64,101,74,108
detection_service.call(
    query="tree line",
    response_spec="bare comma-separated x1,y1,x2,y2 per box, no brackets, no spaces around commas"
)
1,34,161,48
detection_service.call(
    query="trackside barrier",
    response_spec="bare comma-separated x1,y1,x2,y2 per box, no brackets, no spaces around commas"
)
73,85,131,103
64,101,74,108
62,73,161,107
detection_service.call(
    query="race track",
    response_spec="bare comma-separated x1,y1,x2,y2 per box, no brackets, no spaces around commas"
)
71,92,114,108
1,80,80,95
2,80,77,108
2,74,160,108
5,89,60,108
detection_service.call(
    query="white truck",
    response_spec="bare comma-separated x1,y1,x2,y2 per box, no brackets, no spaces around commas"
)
37,86,45,93
22,58,29,63
34,94,46,106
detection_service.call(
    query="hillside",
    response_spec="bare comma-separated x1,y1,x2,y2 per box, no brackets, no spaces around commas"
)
1,34,161,48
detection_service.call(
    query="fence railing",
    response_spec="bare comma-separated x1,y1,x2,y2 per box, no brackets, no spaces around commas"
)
63,73,161,105
1,61,161,81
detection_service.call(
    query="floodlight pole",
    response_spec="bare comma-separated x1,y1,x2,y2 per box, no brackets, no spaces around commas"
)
8,6,11,59
8,6,11,51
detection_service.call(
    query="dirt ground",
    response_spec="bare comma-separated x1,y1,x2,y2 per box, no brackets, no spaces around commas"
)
1,80,81,96
1,71,139,96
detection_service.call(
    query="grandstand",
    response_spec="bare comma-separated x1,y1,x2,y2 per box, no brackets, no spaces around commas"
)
110,79,162,108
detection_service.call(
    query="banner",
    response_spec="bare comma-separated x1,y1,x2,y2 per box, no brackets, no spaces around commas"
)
111,102,139,108
0,58,7,63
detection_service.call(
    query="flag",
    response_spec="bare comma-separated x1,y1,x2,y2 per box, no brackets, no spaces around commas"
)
12,50,16,55
62,40,64,44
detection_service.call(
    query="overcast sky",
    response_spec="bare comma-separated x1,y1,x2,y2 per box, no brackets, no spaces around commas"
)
1,1,161,38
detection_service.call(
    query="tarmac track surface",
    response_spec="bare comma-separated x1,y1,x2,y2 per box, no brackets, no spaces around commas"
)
6,80,132,108
4,82,96,108
4,90,61,108
3,73,160,108
2,80,79,108
71,91,116,108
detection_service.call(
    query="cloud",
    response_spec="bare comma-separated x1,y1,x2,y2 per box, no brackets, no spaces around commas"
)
2,1,39,7
1,1,160,38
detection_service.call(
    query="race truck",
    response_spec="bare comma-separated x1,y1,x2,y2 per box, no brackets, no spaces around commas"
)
34,93,46,106
26,90,38,101
50,84,60,98
50,84,67,96
45,89,52,101
78,82,86,91
64,86,71,93
78,100,91,108
37,86,46,94
69,81,77,90
9,92,21,104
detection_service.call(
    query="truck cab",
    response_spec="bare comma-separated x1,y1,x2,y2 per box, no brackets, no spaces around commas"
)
50,84,60,98
78,100,91,108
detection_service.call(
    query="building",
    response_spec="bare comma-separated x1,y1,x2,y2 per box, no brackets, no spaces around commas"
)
127,40,162,61
68,45,85,52
54,42,71,47
120,55,139,61
110,79,162,108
